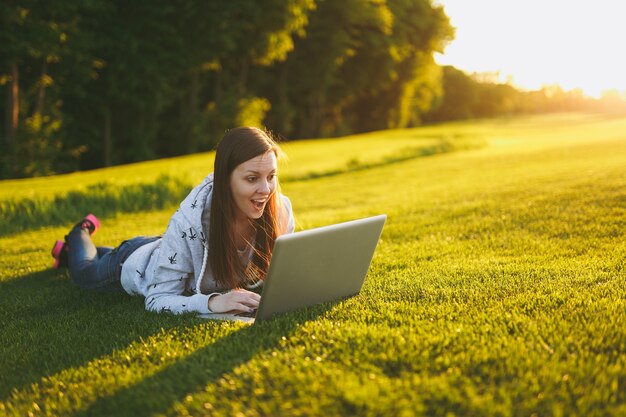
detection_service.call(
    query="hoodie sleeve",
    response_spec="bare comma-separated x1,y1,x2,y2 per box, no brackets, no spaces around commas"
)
281,195,296,234
144,215,215,314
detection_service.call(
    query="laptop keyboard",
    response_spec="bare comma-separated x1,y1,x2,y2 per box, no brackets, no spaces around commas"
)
235,309,257,318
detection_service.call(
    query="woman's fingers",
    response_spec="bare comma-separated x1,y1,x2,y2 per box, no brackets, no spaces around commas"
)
225,290,259,311
227,298,258,312
233,295,260,308
232,288,260,299
232,303,256,312
230,289,260,305
208,289,261,313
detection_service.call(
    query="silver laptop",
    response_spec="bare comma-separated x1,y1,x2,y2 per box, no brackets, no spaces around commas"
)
199,214,386,324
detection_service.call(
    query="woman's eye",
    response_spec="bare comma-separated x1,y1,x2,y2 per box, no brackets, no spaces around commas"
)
268,174,276,181
247,176,257,182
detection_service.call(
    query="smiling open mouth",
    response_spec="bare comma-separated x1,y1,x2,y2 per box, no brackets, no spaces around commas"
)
252,199,266,210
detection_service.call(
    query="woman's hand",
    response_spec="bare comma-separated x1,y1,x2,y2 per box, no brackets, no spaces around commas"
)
208,289,260,313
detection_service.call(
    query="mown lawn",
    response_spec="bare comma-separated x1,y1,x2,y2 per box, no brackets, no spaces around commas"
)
1,113,625,416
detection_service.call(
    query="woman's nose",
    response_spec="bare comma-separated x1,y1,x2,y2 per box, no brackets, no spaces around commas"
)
258,180,271,194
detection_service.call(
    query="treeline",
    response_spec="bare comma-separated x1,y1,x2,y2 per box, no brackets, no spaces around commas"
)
1,0,454,178
3,2,624,179
425,66,626,122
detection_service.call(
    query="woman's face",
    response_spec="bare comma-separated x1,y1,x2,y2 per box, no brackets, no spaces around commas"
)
230,150,278,220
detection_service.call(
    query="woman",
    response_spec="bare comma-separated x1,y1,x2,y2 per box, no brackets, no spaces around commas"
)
51,127,295,314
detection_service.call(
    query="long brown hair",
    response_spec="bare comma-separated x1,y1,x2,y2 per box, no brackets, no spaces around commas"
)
209,127,285,289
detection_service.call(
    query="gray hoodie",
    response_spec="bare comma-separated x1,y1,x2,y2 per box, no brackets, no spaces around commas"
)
120,173,295,314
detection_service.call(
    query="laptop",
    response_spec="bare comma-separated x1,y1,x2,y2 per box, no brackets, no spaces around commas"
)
199,214,386,324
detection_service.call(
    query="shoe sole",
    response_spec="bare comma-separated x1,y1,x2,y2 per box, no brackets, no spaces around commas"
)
51,240,65,269
84,214,100,235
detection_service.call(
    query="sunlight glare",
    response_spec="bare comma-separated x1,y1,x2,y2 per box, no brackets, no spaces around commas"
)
434,0,626,97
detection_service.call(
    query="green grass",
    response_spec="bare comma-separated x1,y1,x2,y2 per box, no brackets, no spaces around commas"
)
1,112,625,416
0,129,481,236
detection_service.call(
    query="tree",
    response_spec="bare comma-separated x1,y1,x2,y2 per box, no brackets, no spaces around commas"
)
0,0,92,177
261,0,397,137
260,0,453,138
425,65,478,121
341,0,453,132
168,0,315,151
58,0,184,168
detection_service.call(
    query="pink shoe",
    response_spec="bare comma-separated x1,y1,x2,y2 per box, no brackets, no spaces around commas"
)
81,214,100,235
51,240,67,269
52,214,100,269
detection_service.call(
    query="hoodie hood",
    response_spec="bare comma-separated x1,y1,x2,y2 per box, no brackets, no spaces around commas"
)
177,172,214,250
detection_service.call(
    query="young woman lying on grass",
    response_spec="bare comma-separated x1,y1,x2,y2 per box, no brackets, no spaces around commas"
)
50,127,295,314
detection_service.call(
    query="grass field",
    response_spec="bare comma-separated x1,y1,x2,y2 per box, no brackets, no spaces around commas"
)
1,113,625,416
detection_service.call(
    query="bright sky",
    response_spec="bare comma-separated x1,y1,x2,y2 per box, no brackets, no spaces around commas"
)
434,0,626,97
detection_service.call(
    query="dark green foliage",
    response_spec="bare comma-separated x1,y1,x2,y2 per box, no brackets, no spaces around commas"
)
0,1,455,178
6,1,615,180
260,0,453,137
0,0,97,177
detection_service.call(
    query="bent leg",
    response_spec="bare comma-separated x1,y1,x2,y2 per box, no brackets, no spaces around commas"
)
97,246,113,258
66,226,120,292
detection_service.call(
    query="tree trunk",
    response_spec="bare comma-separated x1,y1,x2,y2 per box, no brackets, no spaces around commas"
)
103,106,112,167
308,93,324,137
237,59,249,97
3,62,19,176
214,68,222,105
189,69,199,120
5,62,19,152
277,63,290,134
34,60,49,117
187,69,199,153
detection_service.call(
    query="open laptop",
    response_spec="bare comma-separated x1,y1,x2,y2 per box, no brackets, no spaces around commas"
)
199,214,386,324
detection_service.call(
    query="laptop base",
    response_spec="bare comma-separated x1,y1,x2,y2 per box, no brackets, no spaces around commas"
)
198,312,256,323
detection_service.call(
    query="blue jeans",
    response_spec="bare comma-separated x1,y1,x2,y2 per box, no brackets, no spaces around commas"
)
66,225,160,292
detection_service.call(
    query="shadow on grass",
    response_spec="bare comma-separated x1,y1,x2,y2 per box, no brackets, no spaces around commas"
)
0,268,194,400
0,174,192,237
70,310,327,417
0,136,485,238
0,268,332,416
282,138,485,183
